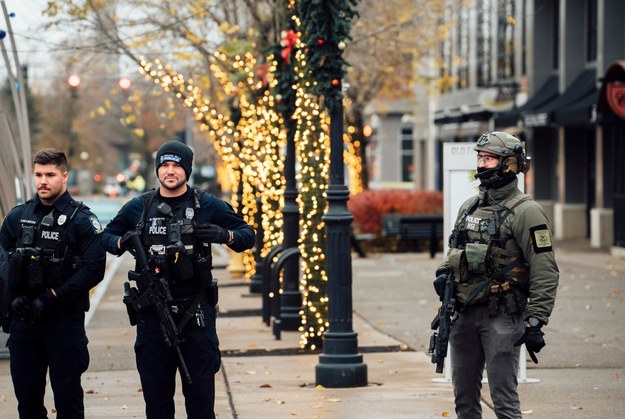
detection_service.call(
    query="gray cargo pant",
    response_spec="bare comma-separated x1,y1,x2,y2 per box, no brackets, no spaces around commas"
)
450,304,525,419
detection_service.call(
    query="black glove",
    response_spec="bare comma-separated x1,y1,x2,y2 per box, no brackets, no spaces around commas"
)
194,224,230,244
31,289,57,322
514,326,545,364
119,230,138,254
11,296,33,320
433,271,449,301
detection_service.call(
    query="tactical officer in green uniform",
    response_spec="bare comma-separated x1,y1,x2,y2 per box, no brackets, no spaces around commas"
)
433,132,559,419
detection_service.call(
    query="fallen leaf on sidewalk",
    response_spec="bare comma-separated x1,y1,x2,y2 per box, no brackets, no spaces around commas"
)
85,389,95,394
521,409,534,414
260,383,272,388
315,385,325,390
246,370,257,375
121,405,128,410
442,411,450,417
277,400,285,404
327,398,341,403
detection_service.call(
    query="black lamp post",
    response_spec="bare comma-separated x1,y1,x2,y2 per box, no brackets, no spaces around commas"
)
67,74,81,163
249,196,264,293
315,91,367,388
279,127,302,330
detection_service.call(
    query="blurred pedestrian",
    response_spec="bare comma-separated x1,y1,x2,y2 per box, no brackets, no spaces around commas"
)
101,140,255,419
433,132,559,418
0,148,106,418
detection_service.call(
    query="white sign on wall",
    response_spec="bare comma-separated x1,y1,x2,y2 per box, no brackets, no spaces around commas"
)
443,143,481,252
443,142,525,252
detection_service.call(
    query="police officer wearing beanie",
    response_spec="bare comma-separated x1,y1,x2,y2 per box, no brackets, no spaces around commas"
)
102,140,255,419
0,148,106,418
433,132,559,419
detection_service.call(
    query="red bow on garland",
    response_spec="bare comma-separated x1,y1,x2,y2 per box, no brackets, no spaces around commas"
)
280,30,299,63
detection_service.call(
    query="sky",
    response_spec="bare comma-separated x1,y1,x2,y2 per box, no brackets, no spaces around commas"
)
1,0,67,91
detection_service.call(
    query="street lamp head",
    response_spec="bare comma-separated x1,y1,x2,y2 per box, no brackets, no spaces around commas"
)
118,77,132,91
67,74,81,89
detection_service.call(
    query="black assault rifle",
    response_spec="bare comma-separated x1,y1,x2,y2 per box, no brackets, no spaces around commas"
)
121,231,192,384
428,271,457,373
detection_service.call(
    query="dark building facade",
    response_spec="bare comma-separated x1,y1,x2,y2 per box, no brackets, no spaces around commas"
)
431,0,625,252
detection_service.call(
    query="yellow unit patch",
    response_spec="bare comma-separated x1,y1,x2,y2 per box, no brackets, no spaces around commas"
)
533,228,551,248
530,224,553,253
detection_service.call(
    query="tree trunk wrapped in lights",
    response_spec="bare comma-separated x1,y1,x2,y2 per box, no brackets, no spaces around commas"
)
139,52,285,280
293,44,331,349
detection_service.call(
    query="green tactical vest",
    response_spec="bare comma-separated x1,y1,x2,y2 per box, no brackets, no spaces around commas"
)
448,193,530,305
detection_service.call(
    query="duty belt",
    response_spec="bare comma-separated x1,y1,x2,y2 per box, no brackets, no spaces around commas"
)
149,244,193,255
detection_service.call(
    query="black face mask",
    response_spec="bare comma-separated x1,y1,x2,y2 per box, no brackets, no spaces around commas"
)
475,167,498,180
475,166,516,188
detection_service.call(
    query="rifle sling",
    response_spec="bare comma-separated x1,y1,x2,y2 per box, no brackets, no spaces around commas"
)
176,279,210,332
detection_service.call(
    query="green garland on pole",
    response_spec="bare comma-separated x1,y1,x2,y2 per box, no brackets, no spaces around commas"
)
297,0,358,114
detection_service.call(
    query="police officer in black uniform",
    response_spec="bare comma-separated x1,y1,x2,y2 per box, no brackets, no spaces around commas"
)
0,148,106,419
102,140,255,419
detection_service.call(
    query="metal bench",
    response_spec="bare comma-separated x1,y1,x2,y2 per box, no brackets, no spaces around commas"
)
382,214,444,258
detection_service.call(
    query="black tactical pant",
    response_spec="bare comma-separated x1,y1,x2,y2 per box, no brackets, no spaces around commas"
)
134,302,221,419
449,304,525,419
8,313,89,419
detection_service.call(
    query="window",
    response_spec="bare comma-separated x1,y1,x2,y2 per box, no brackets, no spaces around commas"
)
520,0,527,75
400,127,413,182
497,0,516,79
456,7,470,88
477,0,493,86
586,0,597,62
552,1,559,70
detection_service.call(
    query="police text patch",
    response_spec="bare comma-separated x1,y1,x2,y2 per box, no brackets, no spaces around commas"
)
530,224,552,253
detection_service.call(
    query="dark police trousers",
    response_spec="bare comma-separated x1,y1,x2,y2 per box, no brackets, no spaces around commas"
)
450,304,525,419
8,310,89,419
134,301,221,419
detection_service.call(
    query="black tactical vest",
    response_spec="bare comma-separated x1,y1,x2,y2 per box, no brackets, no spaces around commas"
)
15,199,83,289
136,188,210,296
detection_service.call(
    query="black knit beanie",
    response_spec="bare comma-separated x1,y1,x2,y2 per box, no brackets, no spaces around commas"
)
155,140,193,180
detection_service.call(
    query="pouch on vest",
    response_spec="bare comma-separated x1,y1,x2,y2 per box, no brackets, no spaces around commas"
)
448,248,468,283
466,243,489,273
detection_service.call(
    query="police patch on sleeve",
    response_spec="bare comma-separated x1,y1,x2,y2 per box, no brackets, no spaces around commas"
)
530,224,552,253
90,215,103,234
